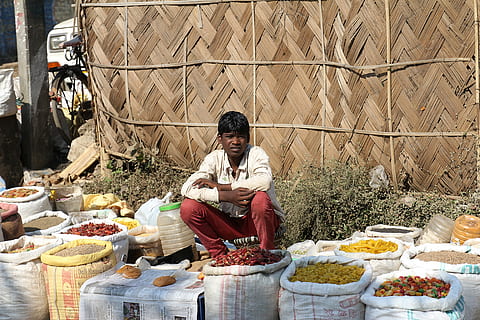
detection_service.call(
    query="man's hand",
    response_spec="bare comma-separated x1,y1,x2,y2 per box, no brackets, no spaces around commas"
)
219,187,255,207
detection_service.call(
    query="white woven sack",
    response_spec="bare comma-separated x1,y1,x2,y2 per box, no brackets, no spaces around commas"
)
54,218,128,263
400,243,480,320
0,69,16,118
279,255,373,320
202,250,292,320
286,240,315,259
334,237,404,277
23,210,71,236
365,224,421,243
0,236,62,320
361,268,464,320
0,186,53,220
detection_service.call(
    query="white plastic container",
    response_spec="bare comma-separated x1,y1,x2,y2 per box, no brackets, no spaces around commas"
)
417,215,455,245
157,202,195,256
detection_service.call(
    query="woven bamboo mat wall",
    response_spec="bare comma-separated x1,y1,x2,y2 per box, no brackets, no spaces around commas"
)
78,0,479,194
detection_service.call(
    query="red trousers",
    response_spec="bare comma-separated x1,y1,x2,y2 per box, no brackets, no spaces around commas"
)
180,191,280,258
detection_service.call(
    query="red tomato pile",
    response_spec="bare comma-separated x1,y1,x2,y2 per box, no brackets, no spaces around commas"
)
212,247,282,267
1,188,39,198
374,275,450,299
62,222,121,237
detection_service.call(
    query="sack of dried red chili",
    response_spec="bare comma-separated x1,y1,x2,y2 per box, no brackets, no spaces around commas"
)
202,248,291,320
361,268,464,320
54,219,128,264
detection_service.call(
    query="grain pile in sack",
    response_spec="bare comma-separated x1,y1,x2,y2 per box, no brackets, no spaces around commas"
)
361,268,465,320
400,243,480,320
335,237,404,277
23,210,71,236
365,224,421,244
41,239,116,320
0,235,62,320
127,225,162,263
0,186,52,220
0,202,23,240
202,248,292,320
279,255,373,320
54,218,128,263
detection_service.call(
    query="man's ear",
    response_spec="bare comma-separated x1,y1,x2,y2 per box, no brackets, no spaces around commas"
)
217,134,222,144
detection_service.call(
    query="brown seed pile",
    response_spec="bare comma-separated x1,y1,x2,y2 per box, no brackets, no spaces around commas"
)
415,251,480,265
23,216,65,232
370,227,411,234
54,244,105,257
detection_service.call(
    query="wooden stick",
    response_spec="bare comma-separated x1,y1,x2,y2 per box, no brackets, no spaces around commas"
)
475,0,480,191
184,39,195,165
97,107,477,137
80,0,321,7
251,0,257,145
88,57,472,71
385,0,398,189
318,0,326,167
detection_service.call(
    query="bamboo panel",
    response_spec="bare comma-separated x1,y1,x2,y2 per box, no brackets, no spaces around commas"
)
80,0,479,194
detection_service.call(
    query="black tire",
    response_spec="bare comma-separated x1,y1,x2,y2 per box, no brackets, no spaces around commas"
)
50,66,90,145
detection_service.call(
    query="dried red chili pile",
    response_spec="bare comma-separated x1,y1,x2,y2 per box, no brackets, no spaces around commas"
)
62,222,121,237
212,247,282,267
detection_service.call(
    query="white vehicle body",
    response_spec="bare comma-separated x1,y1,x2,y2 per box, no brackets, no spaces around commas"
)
47,18,77,67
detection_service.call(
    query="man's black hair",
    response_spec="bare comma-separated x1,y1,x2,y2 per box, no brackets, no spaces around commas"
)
218,111,250,138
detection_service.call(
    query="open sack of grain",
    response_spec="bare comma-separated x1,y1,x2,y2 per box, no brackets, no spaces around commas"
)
0,235,62,320
23,210,71,236
41,239,116,320
401,243,480,319
361,268,464,320
279,255,373,320
334,237,405,278
0,186,51,220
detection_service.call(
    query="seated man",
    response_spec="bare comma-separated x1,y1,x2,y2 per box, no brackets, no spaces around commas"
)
180,111,285,258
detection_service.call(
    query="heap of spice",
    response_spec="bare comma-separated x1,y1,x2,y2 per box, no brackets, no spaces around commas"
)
62,222,121,237
289,262,365,285
1,188,39,198
212,247,282,267
414,251,480,265
374,275,450,298
4,243,37,254
53,244,105,256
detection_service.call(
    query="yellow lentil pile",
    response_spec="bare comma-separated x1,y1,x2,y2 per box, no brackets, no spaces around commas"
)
339,239,398,254
289,262,365,285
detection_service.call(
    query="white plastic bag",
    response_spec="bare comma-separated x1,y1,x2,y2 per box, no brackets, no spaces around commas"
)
369,165,389,189
286,240,315,259
134,192,172,226
0,69,17,118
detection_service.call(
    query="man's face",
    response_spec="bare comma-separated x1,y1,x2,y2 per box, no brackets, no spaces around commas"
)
217,131,249,161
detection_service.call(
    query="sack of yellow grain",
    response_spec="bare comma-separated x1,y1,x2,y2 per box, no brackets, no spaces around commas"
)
279,255,373,320
334,237,404,277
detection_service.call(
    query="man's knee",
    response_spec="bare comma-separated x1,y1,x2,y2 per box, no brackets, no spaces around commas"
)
251,191,272,210
180,198,202,223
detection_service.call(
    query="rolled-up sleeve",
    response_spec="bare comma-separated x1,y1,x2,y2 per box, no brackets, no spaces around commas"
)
181,153,220,202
